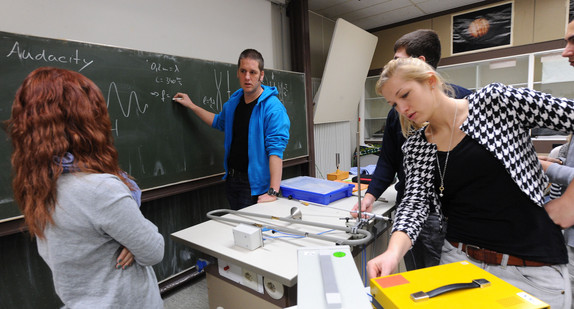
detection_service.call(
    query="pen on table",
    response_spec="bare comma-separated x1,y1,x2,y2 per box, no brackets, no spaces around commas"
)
282,196,322,207
298,200,327,207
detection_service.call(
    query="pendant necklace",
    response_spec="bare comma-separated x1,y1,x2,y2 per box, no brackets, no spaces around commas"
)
430,101,458,198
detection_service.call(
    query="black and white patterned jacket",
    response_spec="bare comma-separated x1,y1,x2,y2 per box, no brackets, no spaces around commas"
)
394,83,574,244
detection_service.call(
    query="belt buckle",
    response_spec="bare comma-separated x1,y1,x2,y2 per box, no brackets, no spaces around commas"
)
464,244,481,260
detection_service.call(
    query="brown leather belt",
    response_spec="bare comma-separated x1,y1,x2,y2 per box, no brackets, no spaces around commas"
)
448,241,552,267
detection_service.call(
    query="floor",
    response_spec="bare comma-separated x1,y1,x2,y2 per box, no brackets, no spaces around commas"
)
163,275,210,309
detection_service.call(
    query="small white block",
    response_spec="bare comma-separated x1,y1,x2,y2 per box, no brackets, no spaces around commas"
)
232,223,263,250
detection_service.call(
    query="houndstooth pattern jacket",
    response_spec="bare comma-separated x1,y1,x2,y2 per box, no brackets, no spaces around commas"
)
394,83,574,244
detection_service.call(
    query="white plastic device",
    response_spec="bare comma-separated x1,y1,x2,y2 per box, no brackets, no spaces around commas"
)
232,223,263,250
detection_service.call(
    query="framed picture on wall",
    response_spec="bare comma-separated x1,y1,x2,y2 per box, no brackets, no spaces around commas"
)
452,2,513,55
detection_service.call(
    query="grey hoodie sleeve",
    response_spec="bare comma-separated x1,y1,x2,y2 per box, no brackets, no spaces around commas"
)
92,175,164,266
546,141,574,186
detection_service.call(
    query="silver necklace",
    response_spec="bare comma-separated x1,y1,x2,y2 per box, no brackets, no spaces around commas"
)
430,102,458,198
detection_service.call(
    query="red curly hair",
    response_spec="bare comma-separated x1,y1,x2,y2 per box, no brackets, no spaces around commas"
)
8,67,133,238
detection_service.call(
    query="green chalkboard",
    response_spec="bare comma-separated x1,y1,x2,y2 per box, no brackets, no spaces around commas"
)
0,31,308,221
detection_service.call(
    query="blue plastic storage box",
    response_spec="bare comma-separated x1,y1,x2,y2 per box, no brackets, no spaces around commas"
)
280,176,354,205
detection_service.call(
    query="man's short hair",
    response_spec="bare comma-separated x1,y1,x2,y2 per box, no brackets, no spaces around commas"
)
238,49,264,71
393,29,441,69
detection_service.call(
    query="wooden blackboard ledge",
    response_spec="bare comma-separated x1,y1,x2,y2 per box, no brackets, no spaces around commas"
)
142,156,310,202
284,156,309,167
142,174,226,203
0,217,26,237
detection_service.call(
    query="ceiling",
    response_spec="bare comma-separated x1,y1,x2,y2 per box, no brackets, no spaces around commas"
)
308,0,490,31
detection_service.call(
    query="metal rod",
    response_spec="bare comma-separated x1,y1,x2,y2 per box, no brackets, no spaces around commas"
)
356,130,362,221
206,209,373,246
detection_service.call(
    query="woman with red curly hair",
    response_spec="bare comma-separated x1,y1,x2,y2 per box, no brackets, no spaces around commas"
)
7,67,164,308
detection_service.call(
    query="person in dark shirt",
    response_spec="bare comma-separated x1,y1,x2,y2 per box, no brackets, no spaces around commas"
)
352,30,471,270
174,49,290,210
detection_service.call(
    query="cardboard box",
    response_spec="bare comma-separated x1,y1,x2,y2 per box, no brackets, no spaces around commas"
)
370,261,549,309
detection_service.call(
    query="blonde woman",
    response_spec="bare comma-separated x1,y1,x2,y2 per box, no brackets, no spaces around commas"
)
362,58,574,308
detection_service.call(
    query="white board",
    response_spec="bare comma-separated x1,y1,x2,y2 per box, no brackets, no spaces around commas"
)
313,19,378,124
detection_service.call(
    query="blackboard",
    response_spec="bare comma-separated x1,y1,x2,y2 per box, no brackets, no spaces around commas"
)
0,31,308,221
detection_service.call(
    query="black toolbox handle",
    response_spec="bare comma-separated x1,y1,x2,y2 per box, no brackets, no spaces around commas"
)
410,279,491,302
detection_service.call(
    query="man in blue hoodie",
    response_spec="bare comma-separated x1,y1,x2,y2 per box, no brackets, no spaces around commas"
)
174,49,290,210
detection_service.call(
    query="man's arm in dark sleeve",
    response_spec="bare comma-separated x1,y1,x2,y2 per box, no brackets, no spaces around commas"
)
366,107,404,199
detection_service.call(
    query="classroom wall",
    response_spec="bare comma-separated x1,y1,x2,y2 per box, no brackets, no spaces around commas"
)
309,0,571,100
370,20,433,70
307,0,570,171
0,0,290,70
369,0,568,70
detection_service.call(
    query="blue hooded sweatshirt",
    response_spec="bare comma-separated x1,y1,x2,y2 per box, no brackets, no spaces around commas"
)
212,85,290,195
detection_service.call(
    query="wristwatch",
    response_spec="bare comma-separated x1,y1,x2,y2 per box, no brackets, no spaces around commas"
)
267,187,280,197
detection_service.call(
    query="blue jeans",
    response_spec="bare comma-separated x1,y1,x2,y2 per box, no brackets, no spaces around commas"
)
441,239,571,309
225,174,258,211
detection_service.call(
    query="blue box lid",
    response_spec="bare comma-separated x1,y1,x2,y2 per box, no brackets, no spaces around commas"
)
280,176,351,194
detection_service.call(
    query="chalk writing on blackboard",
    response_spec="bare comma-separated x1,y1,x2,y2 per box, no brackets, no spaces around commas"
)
5,41,94,71
148,59,183,103
107,82,148,137
200,69,232,113
266,72,291,101
107,82,148,117
154,161,165,176
149,61,180,73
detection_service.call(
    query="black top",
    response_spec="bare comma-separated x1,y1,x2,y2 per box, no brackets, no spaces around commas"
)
366,84,472,204
228,95,258,172
437,135,567,264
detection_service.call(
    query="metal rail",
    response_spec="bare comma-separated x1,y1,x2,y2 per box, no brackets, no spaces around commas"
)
206,208,373,246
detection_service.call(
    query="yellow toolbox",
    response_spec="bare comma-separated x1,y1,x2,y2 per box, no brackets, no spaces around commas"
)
369,261,549,309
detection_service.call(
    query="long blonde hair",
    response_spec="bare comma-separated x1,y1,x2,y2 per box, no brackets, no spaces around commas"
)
376,57,453,137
